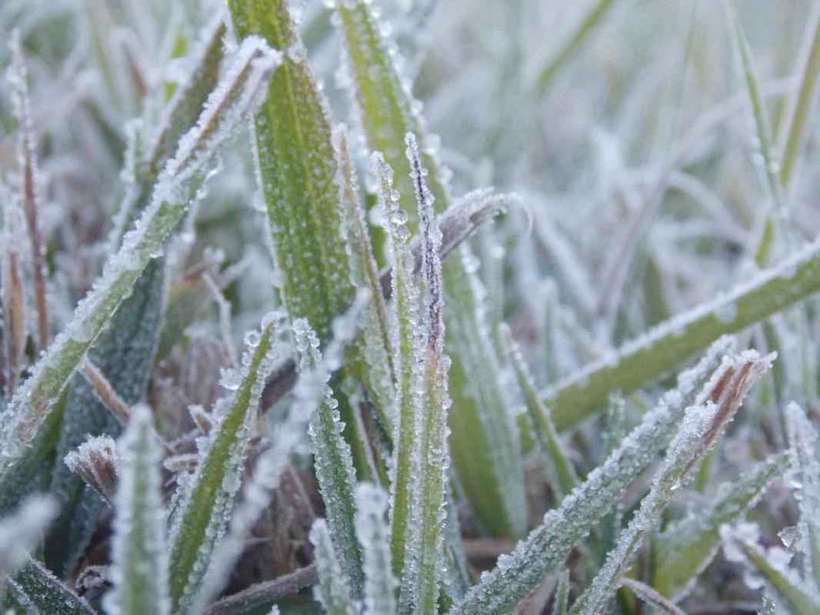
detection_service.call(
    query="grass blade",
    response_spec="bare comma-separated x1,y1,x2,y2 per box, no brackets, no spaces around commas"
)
400,133,452,614
311,519,354,615
533,0,616,96
551,569,571,615
1,184,26,396
167,314,282,612
785,403,820,590
722,524,820,614
653,453,788,599
7,559,95,615
104,405,169,615
570,351,771,614
501,323,578,501
299,318,363,597
0,36,279,507
619,578,685,615
778,4,820,190
543,237,820,431
0,495,56,587
227,0,353,344
355,483,397,614
452,337,736,614
335,0,526,538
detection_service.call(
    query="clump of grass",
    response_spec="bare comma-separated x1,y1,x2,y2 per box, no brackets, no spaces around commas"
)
1,1,820,614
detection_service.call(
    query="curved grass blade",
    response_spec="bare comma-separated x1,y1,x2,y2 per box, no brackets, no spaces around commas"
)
570,351,771,614
542,237,820,432
618,578,685,615
785,403,820,590
104,405,169,615
167,315,282,612
0,36,279,509
7,559,95,615
451,338,737,614
653,453,788,600
310,519,354,615
335,0,525,538
356,483,397,614
227,0,353,345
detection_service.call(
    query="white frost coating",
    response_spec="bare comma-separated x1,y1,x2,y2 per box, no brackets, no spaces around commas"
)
187,298,368,613
104,405,170,615
453,338,739,614
0,36,282,474
0,494,57,585
355,483,397,614
785,402,820,590
310,519,354,615
168,317,285,612
64,435,119,504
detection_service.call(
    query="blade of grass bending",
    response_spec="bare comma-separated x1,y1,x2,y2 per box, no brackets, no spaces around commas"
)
570,350,771,614
7,559,95,615
167,313,283,613
104,405,169,615
533,0,615,96
0,38,279,504
451,337,736,614
778,3,820,190
618,578,685,615
653,453,788,600
400,133,452,614
335,0,526,539
542,237,820,432
785,403,820,590
722,526,820,614
501,323,577,501
188,300,366,613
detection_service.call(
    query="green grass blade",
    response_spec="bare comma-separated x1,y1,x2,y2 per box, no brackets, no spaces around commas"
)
298,319,363,597
501,323,578,501
451,338,736,614
722,526,820,615
375,151,423,582
167,315,282,612
619,578,685,615
0,38,280,505
105,405,169,615
310,519,354,615
401,134,452,614
543,238,820,432
227,0,353,344
551,569,571,615
785,403,820,590
335,0,526,537
355,483,397,614
778,6,820,190
570,351,770,614
653,453,788,600
7,559,95,615
533,0,616,96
